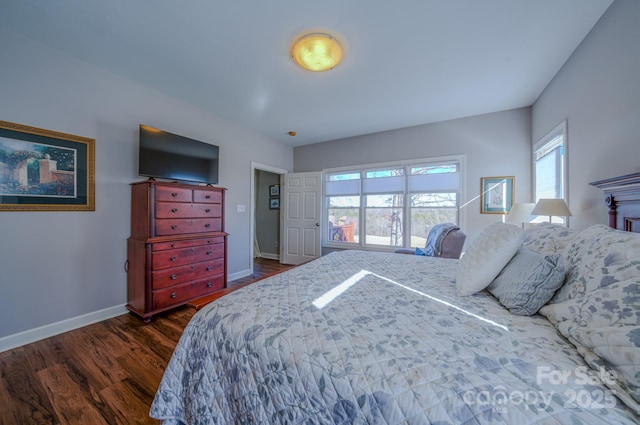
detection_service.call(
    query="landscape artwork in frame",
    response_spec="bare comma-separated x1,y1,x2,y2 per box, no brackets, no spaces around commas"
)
269,198,280,209
269,184,280,196
480,176,514,214
0,120,95,211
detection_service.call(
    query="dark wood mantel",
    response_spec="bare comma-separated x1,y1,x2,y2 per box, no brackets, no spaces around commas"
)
590,172,640,232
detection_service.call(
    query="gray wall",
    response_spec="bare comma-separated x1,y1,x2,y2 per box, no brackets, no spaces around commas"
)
295,108,533,241
532,0,640,230
254,170,280,257
3,0,638,343
0,29,293,339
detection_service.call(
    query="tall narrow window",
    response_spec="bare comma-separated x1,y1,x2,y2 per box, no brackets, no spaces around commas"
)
363,167,405,247
534,121,567,223
325,172,360,243
408,164,459,248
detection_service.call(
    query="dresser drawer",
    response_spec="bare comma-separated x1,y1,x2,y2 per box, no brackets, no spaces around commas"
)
155,186,192,202
152,236,223,252
155,218,222,236
152,243,224,269
194,189,222,204
155,202,222,219
152,258,224,289
152,274,225,310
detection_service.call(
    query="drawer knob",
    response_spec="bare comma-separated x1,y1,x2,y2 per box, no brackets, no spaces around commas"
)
205,208,211,213
207,251,212,255
170,256,177,261
172,208,178,213
207,282,212,288
171,192,178,197
205,195,211,199
207,266,213,271
205,223,211,228
171,274,177,280
171,292,177,298
172,225,178,230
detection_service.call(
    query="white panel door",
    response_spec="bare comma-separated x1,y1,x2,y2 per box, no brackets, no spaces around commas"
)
281,172,322,265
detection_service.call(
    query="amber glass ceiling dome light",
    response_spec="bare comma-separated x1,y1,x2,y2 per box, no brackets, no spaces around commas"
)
291,33,343,72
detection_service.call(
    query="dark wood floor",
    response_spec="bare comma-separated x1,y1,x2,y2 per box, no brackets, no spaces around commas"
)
0,258,294,425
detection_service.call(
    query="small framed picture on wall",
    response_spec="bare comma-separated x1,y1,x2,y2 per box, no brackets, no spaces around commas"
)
480,176,514,214
269,184,280,197
269,198,280,209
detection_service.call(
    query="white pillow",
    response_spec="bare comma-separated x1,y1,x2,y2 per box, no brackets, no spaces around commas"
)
456,222,524,296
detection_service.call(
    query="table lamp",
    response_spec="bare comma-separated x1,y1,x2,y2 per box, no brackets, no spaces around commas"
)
531,198,572,223
505,203,536,227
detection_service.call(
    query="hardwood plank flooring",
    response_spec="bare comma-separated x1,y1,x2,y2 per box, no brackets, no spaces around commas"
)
0,258,294,425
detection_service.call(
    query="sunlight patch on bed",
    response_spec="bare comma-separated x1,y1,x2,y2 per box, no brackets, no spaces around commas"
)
313,269,370,309
313,269,508,331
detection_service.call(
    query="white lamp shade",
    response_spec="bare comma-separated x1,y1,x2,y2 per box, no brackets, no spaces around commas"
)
505,203,536,226
531,198,572,218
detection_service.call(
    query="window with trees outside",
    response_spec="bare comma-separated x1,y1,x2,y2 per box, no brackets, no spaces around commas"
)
325,156,463,250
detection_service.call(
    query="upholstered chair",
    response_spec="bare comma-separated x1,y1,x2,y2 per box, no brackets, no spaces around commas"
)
395,223,466,259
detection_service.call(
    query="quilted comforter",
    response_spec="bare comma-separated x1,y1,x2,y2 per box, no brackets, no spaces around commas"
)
150,250,638,424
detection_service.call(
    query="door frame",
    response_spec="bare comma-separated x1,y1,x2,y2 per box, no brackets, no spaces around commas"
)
250,161,288,273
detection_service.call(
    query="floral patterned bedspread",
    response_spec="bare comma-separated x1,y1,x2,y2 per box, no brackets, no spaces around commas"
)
150,250,638,424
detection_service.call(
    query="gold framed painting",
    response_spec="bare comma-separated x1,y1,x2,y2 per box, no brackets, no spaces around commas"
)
0,120,95,211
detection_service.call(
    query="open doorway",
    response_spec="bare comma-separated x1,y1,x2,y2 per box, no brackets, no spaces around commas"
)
250,162,287,274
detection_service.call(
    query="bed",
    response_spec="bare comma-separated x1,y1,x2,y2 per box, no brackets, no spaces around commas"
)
150,174,640,424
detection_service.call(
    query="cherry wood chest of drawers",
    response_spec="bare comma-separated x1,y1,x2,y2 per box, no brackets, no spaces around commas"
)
126,180,227,321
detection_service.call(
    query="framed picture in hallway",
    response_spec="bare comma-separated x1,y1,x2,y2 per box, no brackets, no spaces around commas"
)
0,120,95,211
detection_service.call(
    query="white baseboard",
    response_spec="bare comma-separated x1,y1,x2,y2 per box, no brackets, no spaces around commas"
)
0,304,129,353
1,268,261,353
228,268,252,282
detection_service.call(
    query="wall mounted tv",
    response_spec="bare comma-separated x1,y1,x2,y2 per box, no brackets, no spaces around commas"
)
138,124,219,184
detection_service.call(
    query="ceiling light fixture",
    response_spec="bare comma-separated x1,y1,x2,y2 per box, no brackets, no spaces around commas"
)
291,33,343,72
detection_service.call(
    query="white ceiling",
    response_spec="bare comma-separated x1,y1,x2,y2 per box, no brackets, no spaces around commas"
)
0,0,613,147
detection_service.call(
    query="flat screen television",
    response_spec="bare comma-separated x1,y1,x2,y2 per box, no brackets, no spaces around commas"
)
138,124,219,184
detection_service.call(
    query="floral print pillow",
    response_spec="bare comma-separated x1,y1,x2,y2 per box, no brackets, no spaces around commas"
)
549,225,640,304
538,225,640,414
520,222,579,256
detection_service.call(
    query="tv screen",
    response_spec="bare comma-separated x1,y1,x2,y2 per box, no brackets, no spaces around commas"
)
138,125,219,184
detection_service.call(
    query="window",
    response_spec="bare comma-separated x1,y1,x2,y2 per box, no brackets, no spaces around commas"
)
534,121,567,223
325,156,463,250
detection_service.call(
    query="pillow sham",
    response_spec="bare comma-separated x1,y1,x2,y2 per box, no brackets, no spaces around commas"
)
539,278,640,414
456,222,523,296
538,225,640,413
520,222,578,256
486,249,565,315
548,224,640,304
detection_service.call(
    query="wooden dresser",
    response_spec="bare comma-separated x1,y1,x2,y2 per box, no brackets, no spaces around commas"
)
126,180,228,321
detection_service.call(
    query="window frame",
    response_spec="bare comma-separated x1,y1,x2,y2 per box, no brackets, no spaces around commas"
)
533,120,568,224
323,154,465,251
